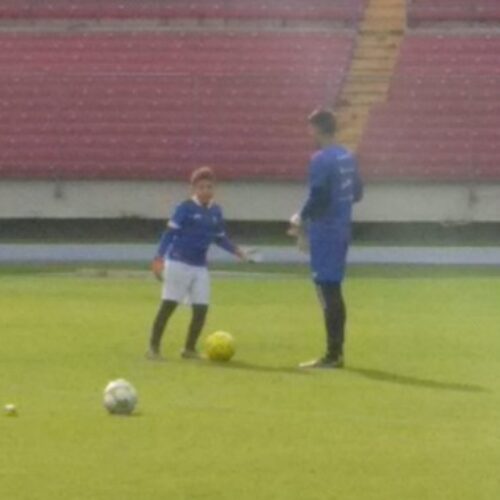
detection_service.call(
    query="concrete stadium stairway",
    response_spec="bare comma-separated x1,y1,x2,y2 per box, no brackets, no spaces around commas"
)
336,0,406,150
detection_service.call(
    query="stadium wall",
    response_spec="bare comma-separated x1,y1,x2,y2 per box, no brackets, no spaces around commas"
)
1,181,500,223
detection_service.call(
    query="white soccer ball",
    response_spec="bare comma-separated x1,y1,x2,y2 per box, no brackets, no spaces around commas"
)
103,379,138,416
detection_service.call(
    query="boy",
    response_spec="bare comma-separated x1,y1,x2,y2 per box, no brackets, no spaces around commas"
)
147,166,248,361
290,109,363,369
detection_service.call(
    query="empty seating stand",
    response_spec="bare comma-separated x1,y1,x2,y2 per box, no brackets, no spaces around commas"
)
408,0,500,26
0,32,355,180
358,36,500,181
0,0,366,24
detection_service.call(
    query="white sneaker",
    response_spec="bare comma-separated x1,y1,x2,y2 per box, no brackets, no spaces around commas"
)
145,349,166,362
181,349,203,361
299,356,344,370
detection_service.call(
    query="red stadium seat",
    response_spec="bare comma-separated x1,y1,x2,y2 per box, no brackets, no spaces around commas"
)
358,35,500,181
0,32,354,181
408,0,500,25
0,0,366,23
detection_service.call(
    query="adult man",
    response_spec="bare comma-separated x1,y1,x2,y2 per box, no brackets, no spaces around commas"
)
290,109,363,369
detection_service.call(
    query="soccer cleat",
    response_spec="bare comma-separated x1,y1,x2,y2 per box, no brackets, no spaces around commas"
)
299,355,344,370
145,349,166,362
181,349,203,361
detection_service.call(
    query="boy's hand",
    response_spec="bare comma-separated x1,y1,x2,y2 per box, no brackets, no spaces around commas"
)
151,257,164,281
236,247,262,264
235,247,249,262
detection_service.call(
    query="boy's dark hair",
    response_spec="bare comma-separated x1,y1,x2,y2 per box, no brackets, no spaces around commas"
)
308,109,336,136
190,166,216,185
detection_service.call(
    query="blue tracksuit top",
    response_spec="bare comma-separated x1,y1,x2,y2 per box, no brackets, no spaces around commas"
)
155,198,236,267
300,145,363,283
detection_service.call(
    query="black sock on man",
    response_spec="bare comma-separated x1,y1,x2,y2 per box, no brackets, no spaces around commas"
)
185,304,208,352
150,300,178,353
317,282,346,360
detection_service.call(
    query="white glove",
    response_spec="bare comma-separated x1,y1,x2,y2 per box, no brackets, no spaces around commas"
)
289,213,302,227
244,248,263,263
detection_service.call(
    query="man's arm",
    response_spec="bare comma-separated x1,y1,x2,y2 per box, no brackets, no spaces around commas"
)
300,155,331,222
353,165,364,204
287,155,329,252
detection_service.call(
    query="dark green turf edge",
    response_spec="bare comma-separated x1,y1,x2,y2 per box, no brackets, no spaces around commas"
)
1,262,500,279
1,220,500,246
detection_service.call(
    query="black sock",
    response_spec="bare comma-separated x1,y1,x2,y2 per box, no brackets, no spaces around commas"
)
150,300,178,352
316,282,346,360
185,304,208,351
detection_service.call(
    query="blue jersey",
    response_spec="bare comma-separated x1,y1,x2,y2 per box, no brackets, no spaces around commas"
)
155,198,236,267
300,145,363,283
301,145,363,235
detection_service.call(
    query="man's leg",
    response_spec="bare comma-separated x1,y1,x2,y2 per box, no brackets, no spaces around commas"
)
149,300,178,355
183,304,209,357
300,281,346,369
317,282,346,361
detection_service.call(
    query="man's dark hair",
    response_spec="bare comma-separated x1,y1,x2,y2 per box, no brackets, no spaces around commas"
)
308,109,336,136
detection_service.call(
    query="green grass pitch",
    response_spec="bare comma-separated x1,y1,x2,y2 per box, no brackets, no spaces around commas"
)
1,265,499,500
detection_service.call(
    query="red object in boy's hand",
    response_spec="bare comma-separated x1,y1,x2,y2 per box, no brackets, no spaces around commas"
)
151,257,164,282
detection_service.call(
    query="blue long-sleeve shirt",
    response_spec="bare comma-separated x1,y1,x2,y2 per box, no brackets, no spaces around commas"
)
301,145,363,236
155,198,237,267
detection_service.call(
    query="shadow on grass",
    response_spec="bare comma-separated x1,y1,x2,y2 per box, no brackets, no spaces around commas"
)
346,366,487,393
201,359,309,376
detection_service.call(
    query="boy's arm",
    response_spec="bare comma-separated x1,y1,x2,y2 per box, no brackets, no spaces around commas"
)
152,232,176,281
214,231,248,260
151,204,186,280
213,210,248,261
155,228,177,259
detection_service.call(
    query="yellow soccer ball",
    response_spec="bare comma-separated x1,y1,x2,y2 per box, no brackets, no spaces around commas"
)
205,331,235,362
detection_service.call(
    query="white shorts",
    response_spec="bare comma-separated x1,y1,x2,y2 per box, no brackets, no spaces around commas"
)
162,260,210,305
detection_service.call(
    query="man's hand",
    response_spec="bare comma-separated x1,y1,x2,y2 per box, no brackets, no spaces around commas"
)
287,213,309,254
287,213,302,237
151,257,164,282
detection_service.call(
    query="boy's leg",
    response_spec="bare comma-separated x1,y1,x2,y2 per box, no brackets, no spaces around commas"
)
182,267,210,357
149,260,190,357
149,300,178,353
184,304,209,352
